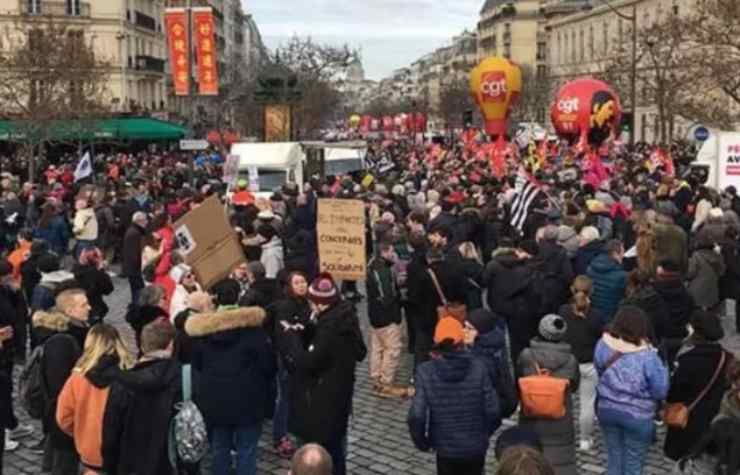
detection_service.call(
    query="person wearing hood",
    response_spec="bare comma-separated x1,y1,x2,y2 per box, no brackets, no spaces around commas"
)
102,319,190,475
686,232,726,312
586,239,627,324
573,226,603,276
558,276,604,452
33,288,91,475
517,314,580,475
408,317,500,475
169,264,202,321
186,279,276,475
483,244,541,364
664,310,730,461
55,324,133,474
258,224,284,280
594,306,669,475
72,247,113,324
468,309,518,420
30,253,75,313
279,273,367,475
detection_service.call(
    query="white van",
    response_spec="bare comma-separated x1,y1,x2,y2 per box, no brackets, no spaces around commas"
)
690,131,740,191
230,142,305,197
324,146,366,175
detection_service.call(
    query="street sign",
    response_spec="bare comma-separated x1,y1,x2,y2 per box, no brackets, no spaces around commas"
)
179,139,209,151
694,126,710,142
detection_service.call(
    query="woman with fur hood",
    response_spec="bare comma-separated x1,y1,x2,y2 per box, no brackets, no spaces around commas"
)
185,278,276,475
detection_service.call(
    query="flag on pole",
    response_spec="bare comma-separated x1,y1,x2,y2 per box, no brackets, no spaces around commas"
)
510,180,543,232
74,152,92,182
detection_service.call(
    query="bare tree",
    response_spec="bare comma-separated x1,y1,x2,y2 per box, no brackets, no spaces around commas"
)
438,76,474,130
603,8,738,142
511,65,552,124
0,18,111,179
273,36,358,138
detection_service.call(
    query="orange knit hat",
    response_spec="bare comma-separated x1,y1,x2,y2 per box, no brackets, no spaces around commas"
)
434,317,464,345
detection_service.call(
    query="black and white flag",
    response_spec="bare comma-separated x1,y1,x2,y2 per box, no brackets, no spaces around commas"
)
510,181,543,232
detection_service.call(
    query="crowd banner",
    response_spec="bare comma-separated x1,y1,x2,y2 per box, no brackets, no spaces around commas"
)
165,8,189,96
317,199,366,281
192,7,219,96
174,195,245,289
221,154,239,186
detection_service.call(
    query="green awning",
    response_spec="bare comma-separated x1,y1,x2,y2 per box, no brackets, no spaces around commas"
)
0,117,188,142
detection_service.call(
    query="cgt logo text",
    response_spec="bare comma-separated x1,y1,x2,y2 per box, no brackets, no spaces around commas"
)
557,97,579,114
480,72,507,102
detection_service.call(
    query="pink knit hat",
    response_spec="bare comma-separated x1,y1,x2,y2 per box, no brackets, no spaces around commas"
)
307,273,340,306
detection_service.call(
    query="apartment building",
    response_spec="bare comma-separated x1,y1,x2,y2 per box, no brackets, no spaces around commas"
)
0,0,168,113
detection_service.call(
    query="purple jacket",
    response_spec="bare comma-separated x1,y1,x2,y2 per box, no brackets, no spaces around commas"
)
594,334,669,421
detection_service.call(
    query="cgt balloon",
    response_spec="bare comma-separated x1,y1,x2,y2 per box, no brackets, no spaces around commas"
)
469,57,522,137
550,78,622,148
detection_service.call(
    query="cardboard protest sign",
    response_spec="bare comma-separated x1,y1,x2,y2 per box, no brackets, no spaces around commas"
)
174,194,245,289
317,199,366,281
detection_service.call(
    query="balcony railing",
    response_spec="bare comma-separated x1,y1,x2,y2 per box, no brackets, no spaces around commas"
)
134,10,157,32
135,55,165,73
20,0,91,17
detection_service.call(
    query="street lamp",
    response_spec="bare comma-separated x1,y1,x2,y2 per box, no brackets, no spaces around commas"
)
594,0,637,147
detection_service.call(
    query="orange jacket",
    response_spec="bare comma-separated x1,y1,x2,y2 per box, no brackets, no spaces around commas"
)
7,241,31,285
56,371,110,470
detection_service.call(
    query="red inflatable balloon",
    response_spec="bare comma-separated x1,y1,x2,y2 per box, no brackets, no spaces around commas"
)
360,115,372,133
550,78,622,147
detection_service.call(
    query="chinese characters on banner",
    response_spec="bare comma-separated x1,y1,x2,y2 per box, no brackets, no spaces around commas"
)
165,8,189,96
192,7,219,96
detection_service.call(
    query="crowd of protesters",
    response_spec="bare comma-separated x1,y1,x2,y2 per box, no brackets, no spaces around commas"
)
0,133,739,475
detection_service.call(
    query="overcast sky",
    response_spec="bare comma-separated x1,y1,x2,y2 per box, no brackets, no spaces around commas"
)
242,0,481,80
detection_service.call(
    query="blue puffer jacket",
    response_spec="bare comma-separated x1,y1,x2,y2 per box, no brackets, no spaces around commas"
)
408,350,500,458
587,254,626,323
594,334,669,421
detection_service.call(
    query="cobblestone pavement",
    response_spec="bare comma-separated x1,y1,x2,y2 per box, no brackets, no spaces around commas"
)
5,278,740,474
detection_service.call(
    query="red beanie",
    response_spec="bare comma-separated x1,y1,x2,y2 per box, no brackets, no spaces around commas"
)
308,273,340,306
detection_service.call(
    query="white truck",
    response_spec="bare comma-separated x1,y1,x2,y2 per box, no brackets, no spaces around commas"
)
229,142,305,199
690,131,740,191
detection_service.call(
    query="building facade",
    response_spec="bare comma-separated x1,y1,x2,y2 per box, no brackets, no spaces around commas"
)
0,0,168,113
546,0,695,142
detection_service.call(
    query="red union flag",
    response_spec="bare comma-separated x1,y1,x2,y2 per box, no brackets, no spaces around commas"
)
165,8,189,96
480,71,507,103
192,7,219,96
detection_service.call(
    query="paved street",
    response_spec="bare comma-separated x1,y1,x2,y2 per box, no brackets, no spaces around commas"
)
5,277,739,474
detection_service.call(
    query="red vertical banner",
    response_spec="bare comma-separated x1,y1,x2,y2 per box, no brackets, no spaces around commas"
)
165,8,189,96
192,7,219,96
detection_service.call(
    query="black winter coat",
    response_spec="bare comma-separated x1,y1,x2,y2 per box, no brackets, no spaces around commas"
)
558,304,604,364
653,275,695,340
366,256,402,329
121,224,146,278
283,301,366,445
483,251,540,361
103,357,183,475
272,296,312,370
407,258,467,332
0,285,20,365
187,307,276,427
664,342,730,460
408,350,500,458
239,278,282,309
532,241,575,313
720,239,740,301
72,264,114,321
620,287,668,343
32,310,87,451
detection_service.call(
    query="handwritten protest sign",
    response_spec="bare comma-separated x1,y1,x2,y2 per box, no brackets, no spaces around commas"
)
317,199,366,281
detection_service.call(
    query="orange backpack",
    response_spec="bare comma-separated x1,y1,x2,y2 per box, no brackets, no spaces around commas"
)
518,361,569,419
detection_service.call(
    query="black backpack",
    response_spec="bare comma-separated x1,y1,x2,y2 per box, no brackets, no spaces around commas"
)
19,344,47,419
